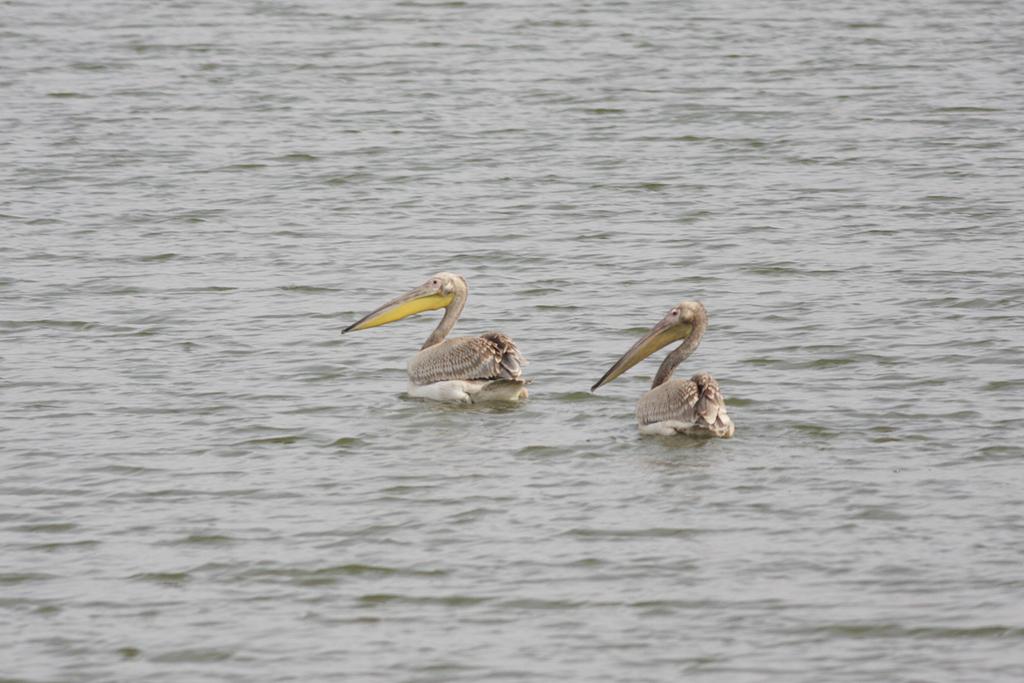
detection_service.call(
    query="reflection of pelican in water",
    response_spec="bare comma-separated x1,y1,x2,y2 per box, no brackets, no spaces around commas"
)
342,272,528,403
592,301,734,437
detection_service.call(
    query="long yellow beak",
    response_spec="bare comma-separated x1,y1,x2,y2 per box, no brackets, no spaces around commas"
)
591,319,692,391
342,285,453,333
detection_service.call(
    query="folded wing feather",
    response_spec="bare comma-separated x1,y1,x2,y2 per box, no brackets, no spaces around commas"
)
408,333,526,385
636,372,733,436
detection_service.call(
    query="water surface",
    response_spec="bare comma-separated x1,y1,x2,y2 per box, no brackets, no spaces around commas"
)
3,0,1023,681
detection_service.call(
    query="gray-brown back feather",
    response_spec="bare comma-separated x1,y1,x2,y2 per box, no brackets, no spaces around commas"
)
408,333,526,385
636,371,734,436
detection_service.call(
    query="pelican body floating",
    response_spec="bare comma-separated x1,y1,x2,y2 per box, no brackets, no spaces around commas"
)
343,272,528,404
592,301,735,438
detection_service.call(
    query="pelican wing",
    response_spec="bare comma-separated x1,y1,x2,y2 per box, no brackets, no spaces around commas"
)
408,333,525,385
636,372,734,436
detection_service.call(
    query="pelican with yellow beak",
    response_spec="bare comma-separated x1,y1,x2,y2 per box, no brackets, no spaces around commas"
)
592,301,734,437
342,272,528,403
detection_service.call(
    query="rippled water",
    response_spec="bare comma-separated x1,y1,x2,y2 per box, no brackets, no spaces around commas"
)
3,0,1024,680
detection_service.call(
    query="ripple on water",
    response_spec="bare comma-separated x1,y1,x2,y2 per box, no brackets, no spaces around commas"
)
130,572,191,586
149,648,234,663
0,572,58,585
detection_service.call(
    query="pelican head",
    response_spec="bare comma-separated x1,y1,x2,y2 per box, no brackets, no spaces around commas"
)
591,300,707,391
343,272,466,333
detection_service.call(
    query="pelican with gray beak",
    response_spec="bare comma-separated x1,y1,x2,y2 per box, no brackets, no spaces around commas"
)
592,300,734,437
343,272,528,403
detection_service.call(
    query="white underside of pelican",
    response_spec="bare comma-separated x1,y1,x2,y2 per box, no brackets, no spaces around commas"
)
638,419,735,438
406,380,528,404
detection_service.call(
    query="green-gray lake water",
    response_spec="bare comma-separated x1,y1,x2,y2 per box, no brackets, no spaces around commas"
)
3,1,1023,680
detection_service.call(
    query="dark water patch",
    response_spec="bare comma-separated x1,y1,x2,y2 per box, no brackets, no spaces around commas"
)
323,172,373,185
150,648,233,663
565,527,703,539
409,662,488,677
381,484,440,494
130,572,190,585
280,405,338,416
136,253,178,263
932,409,982,421
97,286,149,296
125,326,161,336
745,263,849,277
167,534,234,546
279,284,339,293
808,622,1024,640
84,464,164,476
271,229,322,238
124,488,270,500
743,356,783,367
294,364,344,382
800,357,857,369
0,319,96,331
214,163,267,172
274,153,319,162
984,379,1024,392
630,599,723,612
580,107,625,115
790,423,841,438
335,563,447,577
965,445,1023,462
851,506,909,522
357,593,488,607
932,106,1005,113
25,540,100,552
10,523,77,533
238,563,447,587
0,572,57,585
499,598,588,610
868,425,898,434
447,506,503,523
328,436,366,449
948,297,1018,310
69,61,117,71
172,209,226,224
174,285,238,293
516,445,566,458
232,434,304,446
